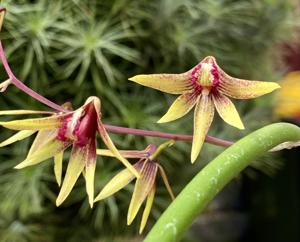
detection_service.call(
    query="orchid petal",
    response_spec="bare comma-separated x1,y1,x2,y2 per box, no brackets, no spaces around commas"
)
15,138,70,169
27,130,57,157
98,121,139,178
54,151,64,187
127,161,158,225
129,72,193,94
96,149,149,158
0,130,36,147
0,115,66,130
219,71,280,99
94,169,135,202
0,110,55,115
56,145,86,206
0,7,5,31
158,164,175,200
139,185,156,234
158,92,199,123
85,139,97,208
191,94,214,163
212,93,244,129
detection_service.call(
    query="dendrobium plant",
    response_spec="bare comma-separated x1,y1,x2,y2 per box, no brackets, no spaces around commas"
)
95,141,175,234
2,6,300,240
130,56,280,162
0,97,139,208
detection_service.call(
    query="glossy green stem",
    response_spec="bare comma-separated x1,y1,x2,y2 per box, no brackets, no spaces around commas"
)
145,123,300,242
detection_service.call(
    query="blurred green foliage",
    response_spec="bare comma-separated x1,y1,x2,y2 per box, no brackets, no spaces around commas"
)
0,0,298,241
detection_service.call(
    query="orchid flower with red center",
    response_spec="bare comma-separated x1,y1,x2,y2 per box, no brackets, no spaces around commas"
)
95,142,175,234
0,97,139,208
129,56,280,162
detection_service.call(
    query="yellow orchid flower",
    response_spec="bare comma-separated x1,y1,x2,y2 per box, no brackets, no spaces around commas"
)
274,71,300,120
129,56,280,162
0,97,138,208
95,143,175,234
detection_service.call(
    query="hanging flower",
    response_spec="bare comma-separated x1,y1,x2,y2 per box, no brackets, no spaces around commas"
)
0,97,138,208
95,142,175,234
129,56,280,162
273,71,300,121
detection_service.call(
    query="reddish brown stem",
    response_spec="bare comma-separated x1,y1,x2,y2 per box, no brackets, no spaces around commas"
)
104,124,233,147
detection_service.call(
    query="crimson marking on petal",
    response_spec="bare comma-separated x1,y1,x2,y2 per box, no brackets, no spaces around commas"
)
57,117,71,141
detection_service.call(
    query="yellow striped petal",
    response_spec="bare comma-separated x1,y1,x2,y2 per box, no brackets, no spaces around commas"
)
127,161,158,225
96,149,149,158
0,7,6,32
27,130,57,157
0,130,36,147
139,185,156,234
129,72,193,94
86,161,96,208
0,115,65,130
56,145,86,206
0,110,55,115
98,121,139,178
219,71,280,99
212,93,244,129
158,164,175,200
158,92,199,123
94,168,135,202
15,139,70,169
191,94,214,163
85,139,97,208
54,151,64,187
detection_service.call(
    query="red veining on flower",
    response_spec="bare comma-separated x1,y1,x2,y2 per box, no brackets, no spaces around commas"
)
57,117,71,141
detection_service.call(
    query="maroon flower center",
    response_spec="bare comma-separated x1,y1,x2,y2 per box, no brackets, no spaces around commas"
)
57,103,98,146
191,62,220,94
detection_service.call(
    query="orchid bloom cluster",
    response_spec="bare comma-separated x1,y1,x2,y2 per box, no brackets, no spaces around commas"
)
0,6,280,232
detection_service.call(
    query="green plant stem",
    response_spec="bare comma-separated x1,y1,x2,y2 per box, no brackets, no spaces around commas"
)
145,123,300,242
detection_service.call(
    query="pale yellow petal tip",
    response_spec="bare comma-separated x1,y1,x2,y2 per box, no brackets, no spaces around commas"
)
127,215,134,226
157,115,173,123
94,194,104,202
128,75,139,83
56,199,62,207
89,200,94,209
14,162,28,169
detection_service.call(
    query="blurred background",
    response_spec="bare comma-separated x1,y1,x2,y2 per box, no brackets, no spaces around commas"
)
0,0,299,241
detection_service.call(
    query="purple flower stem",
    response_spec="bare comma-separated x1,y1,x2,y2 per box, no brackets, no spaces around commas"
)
104,124,233,147
0,41,67,112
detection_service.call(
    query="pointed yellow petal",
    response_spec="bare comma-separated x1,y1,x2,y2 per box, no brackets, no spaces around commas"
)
98,121,139,178
94,168,135,202
15,139,70,169
27,130,57,157
56,145,86,206
139,185,156,234
0,115,66,130
219,71,280,99
85,139,97,208
96,149,149,158
0,130,36,147
0,110,55,115
158,92,199,123
54,151,64,186
86,161,96,208
212,93,244,129
127,161,158,225
158,164,175,200
0,7,6,31
129,72,193,94
191,95,214,163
